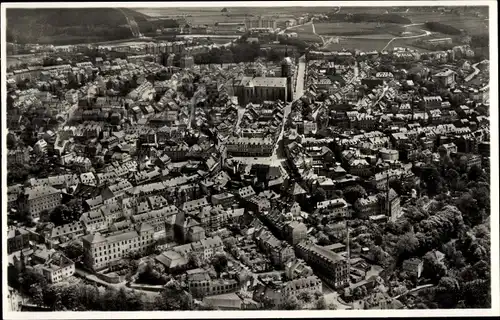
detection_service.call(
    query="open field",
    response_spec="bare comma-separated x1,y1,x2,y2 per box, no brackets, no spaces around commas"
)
314,22,403,37
292,32,323,43
406,12,489,35
285,23,322,42
287,23,314,34
323,36,432,52
135,7,328,18
384,38,431,52
342,34,396,40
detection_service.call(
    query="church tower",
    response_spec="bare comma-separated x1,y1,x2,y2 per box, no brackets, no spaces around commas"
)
281,46,294,102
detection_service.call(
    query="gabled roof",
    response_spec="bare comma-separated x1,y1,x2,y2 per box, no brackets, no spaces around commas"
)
81,233,106,244
292,182,306,195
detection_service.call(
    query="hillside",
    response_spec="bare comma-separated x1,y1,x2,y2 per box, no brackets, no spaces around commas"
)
7,8,133,45
120,7,151,22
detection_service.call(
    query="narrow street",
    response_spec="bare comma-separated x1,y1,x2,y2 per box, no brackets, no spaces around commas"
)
271,55,306,161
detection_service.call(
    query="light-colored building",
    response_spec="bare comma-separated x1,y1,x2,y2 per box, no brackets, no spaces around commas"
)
285,258,314,280
81,223,155,271
254,275,322,308
354,195,381,218
21,186,62,219
379,148,399,161
284,221,308,246
33,139,48,155
433,69,457,87
41,251,75,283
225,137,274,157
188,273,240,298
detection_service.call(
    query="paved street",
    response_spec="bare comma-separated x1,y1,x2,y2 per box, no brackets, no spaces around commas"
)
294,56,306,100
75,268,160,300
322,282,352,310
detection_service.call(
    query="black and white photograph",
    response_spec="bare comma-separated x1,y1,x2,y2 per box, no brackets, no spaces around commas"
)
2,1,498,318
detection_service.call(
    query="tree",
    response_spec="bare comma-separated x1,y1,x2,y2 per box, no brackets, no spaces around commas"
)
317,232,332,246
261,296,275,309
446,168,460,189
187,251,203,268
457,193,482,226
63,241,84,262
461,278,491,308
223,237,237,251
29,283,45,306
420,165,444,196
467,164,483,182
352,285,368,300
19,269,47,296
422,251,447,283
155,282,193,310
298,291,313,303
435,276,461,308
43,285,63,310
281,295,302,310
343,185,367,204
136,261,167,285
49,204,81,226
328,302,338,310
396,232,420,261
313,188,326,202
315,297,328,309
7,163,30,184
211,253,228,277
403,205,428,224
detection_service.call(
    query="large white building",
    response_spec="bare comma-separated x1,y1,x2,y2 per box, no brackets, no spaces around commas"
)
20,186,62,219
81,223,155,271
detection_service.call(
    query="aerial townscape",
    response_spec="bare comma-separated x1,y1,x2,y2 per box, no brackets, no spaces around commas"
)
5,5,492,313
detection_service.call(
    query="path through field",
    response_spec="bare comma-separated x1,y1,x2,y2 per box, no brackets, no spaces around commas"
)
381,25,432,51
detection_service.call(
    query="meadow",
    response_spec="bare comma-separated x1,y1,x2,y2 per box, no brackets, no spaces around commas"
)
406,12,489,35
314,22,394,36
285,24,322,43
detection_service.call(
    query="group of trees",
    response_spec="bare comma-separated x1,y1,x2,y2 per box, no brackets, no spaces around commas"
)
192,36,307,66
10,267,148,311
136,261,169,285
10,265,198,311
341,149,490,308
40,200,84,227
194,41,262,65
423,22,462,35
343,185,368,205
152,281,193,310
7,8,136,44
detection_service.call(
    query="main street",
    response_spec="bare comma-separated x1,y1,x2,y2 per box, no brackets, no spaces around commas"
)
231,54,306,168
272,55,306,160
